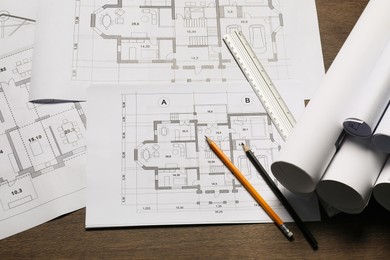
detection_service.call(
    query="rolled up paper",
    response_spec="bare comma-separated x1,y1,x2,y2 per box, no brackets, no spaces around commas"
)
316,136,387,214
373,157,390,211
271,0,390,194
343,41,390,137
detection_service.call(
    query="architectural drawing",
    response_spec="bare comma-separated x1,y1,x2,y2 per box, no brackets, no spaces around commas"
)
0,10,35,39
0,2,87,238
31,0,323,102
0,46,87,212
86,84,319,228
72,0,288,84
121,90,287,214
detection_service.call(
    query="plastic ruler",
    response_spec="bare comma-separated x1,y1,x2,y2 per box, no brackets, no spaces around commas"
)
223,30,296,141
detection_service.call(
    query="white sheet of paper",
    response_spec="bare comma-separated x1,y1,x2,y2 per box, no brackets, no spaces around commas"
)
0,1,86,240
373,157,390,211
372,107,390,153
86,83,320,228
343,40,390,137
271,0,390,194
316,136,387,214
29,0,324,101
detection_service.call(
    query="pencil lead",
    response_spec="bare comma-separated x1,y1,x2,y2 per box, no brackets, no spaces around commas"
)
241,143,250,152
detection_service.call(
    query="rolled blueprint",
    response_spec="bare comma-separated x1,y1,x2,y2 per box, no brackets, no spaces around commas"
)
271,0,390,194
373,157,390,211
316,136,387,214
372,106,390,153
343,41,390,137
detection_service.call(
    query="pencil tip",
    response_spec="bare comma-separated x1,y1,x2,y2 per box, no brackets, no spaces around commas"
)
241,143,249,152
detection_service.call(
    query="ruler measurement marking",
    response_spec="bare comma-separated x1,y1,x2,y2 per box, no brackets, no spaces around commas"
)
223,30,296,141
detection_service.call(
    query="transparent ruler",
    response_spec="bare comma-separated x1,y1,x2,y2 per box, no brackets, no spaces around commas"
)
223,30,296,141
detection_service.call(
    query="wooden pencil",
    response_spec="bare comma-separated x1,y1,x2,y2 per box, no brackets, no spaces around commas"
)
205,136,293,239
242,143,318,249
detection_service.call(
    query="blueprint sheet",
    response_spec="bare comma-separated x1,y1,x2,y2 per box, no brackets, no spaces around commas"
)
86,84,320,228
0,0,86,240
30,0,324,101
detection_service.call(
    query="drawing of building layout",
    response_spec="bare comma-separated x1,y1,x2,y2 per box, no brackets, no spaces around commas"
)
0,2,87,239
0,46,87,215
121,89,287,216
86,84,319,228
73,0,288,84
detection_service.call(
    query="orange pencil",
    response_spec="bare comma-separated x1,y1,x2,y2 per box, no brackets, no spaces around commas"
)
205,136,293,239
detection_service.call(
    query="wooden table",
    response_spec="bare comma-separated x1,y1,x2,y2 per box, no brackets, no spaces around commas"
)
2,0,390,258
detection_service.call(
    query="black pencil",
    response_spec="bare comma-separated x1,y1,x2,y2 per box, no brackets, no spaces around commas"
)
242,143,318,250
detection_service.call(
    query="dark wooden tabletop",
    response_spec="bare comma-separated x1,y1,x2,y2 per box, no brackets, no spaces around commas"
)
2,0,390,259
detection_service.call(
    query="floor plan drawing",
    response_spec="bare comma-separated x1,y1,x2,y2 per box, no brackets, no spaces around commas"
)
0,46,86,214
86,84,320,228
121,89,285,214
0,1,87,240
30,0,324,102
73,0,287,84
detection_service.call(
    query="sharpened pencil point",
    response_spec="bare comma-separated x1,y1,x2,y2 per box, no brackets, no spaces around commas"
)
241,143,250,152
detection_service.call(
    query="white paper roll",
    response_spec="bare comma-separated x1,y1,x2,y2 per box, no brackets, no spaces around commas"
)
316,136,387,214
373,157,390,211
271,0,390,194
372,106,390,153
343,41,390,137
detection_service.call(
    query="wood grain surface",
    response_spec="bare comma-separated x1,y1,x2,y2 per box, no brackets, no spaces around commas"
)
2,0,390,259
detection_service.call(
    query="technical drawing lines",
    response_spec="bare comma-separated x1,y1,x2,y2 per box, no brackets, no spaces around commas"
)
0,11,35,39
